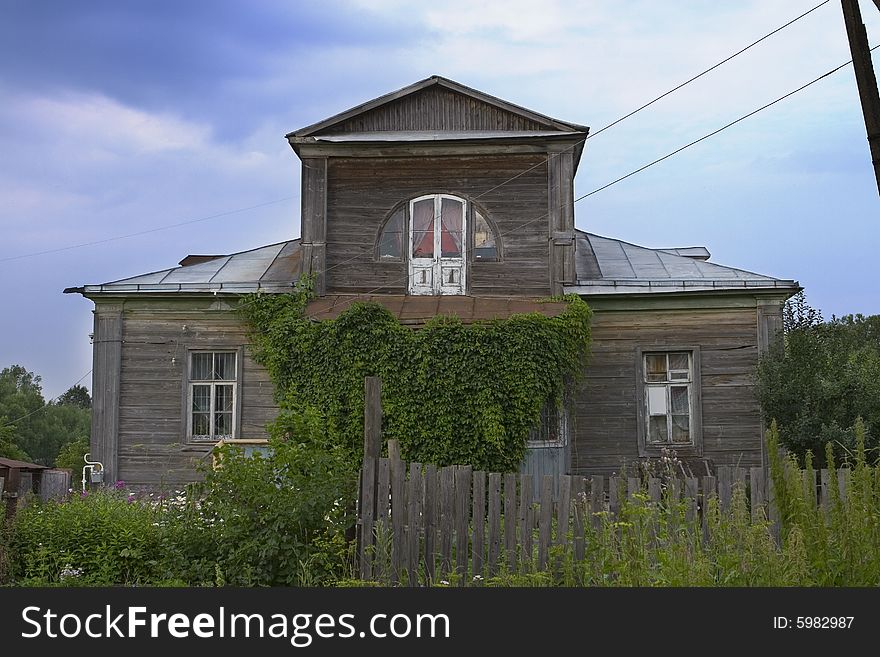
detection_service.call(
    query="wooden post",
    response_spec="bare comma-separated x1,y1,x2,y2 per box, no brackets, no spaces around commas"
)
358,376,382,579
840,0,880,196
487,473,502,576
439,466,454,579
407,462,422,586
423,464,438,583
454,466,471,583
538,475,553,571
503,473,517,573
472,471,486,580
388,439,405,584
518,474,533,568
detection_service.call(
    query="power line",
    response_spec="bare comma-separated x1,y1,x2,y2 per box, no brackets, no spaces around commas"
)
577,46,880,201
0,369,93,429
0,195,297,264
316,47,875,312
0,3,827,268
588,0,832,139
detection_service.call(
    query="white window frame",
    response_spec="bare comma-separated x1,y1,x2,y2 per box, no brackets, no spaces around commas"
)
407,193,467,295
635,346,703,457
185,349,242,443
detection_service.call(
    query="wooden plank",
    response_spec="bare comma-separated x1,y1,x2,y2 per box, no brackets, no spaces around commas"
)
684,477,699,524
472,471,486,580
701,475,716,541
717,465,731,513
767,471,780,544
424,464,438,583
389,440,405,585
439,466,454,579
407,463,422,586
377,458,390,525
627,477,640,502
488,472,502,577
572,476,586,563
556,474,571,548
819,469,830,513
454,466,472,583
590,475,604,530
504,473,517,573
538,475,553,571
750,467,766,523
647,477,661,504
609,476,620,518
358,377,382,580
519,474,533,568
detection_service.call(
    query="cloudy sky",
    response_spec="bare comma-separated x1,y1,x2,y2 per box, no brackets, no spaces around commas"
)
1,0,879,400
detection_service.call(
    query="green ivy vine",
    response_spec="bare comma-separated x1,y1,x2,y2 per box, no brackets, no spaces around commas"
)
240,280,592,472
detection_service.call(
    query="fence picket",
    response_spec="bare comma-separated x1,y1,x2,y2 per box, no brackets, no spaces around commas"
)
472,471,486,580
488,473,502,577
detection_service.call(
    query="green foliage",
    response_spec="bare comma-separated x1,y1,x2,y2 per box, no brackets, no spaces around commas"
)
8,488,166,586
755,293,880,466
0,365,91,466
182,409,357,586
6,412,355,587
57,384,91,409
239,282,592,472
54,437,90,473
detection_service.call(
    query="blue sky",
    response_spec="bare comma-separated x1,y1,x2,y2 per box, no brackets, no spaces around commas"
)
1,0,879,399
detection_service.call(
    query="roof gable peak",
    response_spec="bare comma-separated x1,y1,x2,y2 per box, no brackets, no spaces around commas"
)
288,75,588,139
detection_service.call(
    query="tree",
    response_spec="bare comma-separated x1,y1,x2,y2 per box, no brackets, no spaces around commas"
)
57,384,91,409
755,293,880,466
0,365,91,466
0,423,30,461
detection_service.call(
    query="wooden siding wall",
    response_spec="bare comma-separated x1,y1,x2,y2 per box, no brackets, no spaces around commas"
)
572,304,764,477
322,86,551,133
325,154,551,296
112,298,278,489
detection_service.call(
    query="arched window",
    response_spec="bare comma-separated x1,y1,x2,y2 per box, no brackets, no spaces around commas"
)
375,195,500,294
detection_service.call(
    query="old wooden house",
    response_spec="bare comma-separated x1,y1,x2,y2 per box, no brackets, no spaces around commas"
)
66,76,799,489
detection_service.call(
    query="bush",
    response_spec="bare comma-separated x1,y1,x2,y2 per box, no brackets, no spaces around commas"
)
8,487,166,586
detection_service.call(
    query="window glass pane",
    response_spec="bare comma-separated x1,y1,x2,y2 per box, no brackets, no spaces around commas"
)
214,353,235,381
647,386,667,415
440,198,463,257
670,386,689,415
672,415,690,443
648,416,668,444
215,412,233,438
192,413,211,437
378,208,404,259
645,354,667,382
215,384,234,412
192,384,211,412
191,353,211,380
669,353,689,371
412,198,434,258
474,211,497,260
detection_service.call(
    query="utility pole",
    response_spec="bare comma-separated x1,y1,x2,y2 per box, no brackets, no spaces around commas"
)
840,0,880,196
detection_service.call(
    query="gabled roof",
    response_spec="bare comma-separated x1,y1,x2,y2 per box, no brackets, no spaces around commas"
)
288,75,589,138
568,231,799,296
65,240,302,296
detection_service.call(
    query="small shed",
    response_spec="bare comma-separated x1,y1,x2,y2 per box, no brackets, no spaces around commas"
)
1,458,71,516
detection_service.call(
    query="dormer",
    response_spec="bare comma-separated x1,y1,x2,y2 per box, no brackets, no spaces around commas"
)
287,76,589,296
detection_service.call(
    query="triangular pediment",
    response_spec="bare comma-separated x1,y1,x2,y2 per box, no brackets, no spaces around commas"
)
289,75,587,138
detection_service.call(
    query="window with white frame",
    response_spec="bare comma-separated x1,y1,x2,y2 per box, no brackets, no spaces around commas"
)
375,196,500,295
188,351,237,441
637,348,702,456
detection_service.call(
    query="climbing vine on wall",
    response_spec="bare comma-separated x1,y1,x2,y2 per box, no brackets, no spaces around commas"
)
240,281,592,472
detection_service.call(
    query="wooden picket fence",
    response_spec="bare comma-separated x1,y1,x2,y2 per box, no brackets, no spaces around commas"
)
355,377,855,586
356,444,858,586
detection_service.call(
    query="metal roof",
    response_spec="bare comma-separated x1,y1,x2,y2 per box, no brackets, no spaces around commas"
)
0,457,47,470
568,231,799,296
65,240,301,296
